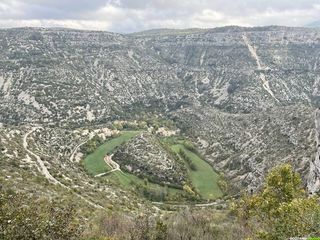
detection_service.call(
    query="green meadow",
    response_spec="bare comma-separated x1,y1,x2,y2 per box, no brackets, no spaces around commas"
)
83,131,140,176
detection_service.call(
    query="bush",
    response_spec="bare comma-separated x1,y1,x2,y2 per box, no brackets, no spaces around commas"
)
0,189,81,240
81,135,104,155
182,141,197,153
135,183,167,202
234,164,320,239
179,149,197,171
84,210,240,240
84,213,166,240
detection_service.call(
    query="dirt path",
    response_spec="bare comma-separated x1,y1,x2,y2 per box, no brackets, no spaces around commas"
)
23,127,60,184
69,140,88,162
23,127,104,209
94,154,122,177
94,152,226,208
105,154,122,172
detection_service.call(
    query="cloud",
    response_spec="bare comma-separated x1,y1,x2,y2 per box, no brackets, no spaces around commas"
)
0,0,319,32
0,19,112,30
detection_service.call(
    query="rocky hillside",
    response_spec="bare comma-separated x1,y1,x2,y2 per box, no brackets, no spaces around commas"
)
172,105,315,191
112,132,187,186
308,109,320,194
0,26,319,125
0,26,319,192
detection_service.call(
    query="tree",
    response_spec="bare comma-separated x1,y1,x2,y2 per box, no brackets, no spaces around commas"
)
234,164,320,239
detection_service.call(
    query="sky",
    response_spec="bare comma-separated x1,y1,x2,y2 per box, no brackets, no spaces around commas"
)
0,0,319,33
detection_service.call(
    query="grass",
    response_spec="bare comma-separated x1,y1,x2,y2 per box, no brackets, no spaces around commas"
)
108,170,174,190
83,131,140,176
171,144,223,200
83,130,183,201
83,132,222,202
107,170,144,188
105,170,183,201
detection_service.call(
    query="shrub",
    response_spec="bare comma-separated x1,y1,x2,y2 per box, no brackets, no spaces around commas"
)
179,149,197,171
0,189,81,240
234,164,320,239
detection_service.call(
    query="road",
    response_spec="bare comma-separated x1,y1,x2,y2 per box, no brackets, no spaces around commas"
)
94,152,227,208
24,127,227,209
69,140,88,162
23,127,104,209
94,154,122,177
23,127,60,184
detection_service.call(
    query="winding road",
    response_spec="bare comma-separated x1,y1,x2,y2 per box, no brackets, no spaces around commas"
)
69,140,88,162
24,127,227,209
92,147,227,208
94,154,122,177
23,127,104,209
23,127,60,184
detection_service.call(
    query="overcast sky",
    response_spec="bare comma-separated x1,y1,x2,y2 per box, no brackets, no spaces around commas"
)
0,0,319,33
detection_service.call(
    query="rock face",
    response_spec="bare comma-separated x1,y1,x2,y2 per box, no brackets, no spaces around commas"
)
0,26,319,125
113,132,187,185
308,109,320,194
0,26,319,190
173,105,315,191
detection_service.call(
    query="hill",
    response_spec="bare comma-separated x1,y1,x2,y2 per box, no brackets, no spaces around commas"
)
0,25,319,198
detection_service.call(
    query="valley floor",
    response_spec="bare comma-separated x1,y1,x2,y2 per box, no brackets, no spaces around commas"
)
83,131,223,203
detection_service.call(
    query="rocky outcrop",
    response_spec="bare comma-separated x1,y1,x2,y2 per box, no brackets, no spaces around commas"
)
0,26,319,125
112,132,187,186
308,109,320,194
0,26,319,190
172,105,315,190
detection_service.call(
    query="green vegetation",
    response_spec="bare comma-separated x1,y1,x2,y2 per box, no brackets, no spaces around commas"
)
83,209,241,240
81,135,105,155
104,134,223,201
0,189,81,240
171,144,223,200
83,132,223,202
82,130,194,202
235,164,320,239
107,171,183,202
83,131,223,201
82,131,140,176
160,136,223,200
179,149,197,171
3,162,320,240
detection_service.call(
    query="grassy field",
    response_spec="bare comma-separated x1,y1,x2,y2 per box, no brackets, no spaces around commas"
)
83,131,140,176
171,144,223,200
83,130,183,201
107,170,182,195
106,137,223,200
84,132,222,201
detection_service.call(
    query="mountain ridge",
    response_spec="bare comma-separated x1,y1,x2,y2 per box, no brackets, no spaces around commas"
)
0,25,319,193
